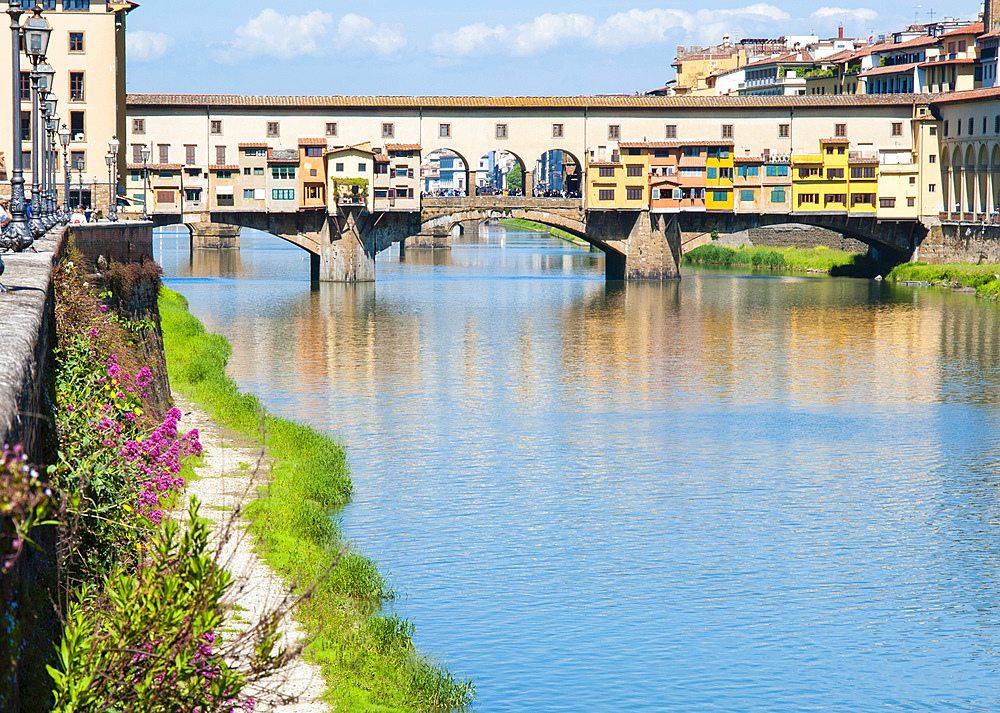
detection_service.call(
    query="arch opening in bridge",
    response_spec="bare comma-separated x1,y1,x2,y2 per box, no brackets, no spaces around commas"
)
992,145,1000,218
965,145,976,217
532,149,582,198
474,150,526,197
978,144,989,216
941,146,951,217
422,148,470,197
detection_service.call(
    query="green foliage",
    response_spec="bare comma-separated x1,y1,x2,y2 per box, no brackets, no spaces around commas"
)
887,262,1000,297
499,218,585,246
47,499,266,713
685,244,867,275
506,163,524,192
158,288,475,712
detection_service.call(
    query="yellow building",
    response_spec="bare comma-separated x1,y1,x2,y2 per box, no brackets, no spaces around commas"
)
326,144,374,211
705,143,734,211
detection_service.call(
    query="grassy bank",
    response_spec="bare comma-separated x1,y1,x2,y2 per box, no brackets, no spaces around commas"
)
500,218,589,247
158,287,474,712
887,262,1000,299
684,244,876,276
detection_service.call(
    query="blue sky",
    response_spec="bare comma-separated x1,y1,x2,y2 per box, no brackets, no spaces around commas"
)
125,1,985,96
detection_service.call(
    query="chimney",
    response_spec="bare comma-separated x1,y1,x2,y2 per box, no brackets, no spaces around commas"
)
838,24,844,39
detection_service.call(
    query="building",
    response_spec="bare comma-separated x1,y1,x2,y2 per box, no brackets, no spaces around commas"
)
325,144,373,211
1,1,135,209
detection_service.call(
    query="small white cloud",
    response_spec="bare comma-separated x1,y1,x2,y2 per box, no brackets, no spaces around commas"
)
432,14,593,57
127,30,169,62
811,6,879,22
224,9,334,61
337,14,407,55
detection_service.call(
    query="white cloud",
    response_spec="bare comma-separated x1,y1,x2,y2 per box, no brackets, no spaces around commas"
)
431,4,879,58
337,14,407,55
810,7,879,22
127,30,169,62
221,9,405,62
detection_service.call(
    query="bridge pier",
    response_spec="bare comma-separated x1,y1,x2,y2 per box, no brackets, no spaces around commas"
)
313,206,376,282
189,223,241,250
589,209,682,281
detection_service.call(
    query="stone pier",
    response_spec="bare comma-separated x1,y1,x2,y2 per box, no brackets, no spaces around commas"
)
190,223,240,249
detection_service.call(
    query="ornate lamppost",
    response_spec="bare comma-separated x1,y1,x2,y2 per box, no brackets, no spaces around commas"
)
140,145,150,220
28,52,53,236
75,156,84,211
47,109,58,222
58,122,70,219
108,136,119,220
104,151,113,221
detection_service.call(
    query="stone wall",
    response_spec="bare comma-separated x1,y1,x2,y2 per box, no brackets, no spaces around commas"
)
916,220,1000,264
747,225,869,252
69,220,153,271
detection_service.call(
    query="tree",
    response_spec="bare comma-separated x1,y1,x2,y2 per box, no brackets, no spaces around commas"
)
506,163,523,193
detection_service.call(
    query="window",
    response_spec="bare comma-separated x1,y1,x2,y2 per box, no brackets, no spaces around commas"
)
132,118,145,135
157,143,169,164
496,123,507,139
254,167,264,176
155,190,174,204
827,168,844,179
358,163,366,172
271,166,296,180
608,125,621,140
766,165,788,177
707,167,717,179
928,154,936,164
129,171,140,181
131,144,143,163
907,197,915,207
272,189,296,201
395,166,407,177
712,190,728,202
18,111,29,142
928,183,936,192
835,123,847,137
185,145,196,165
243,167,251,176
683,147,700,157
721,124,733,138
70,111,85,140
626,164,643,177
740,189,755,201
210,120,222,135
598,189,615,201
943,120,949,136
598,166,615,177
680,167,703,177
214,170,231,179
215,146,226,165
984,117,988,134
305,185,323,200
824,193,846,204
244,189,255,199
267,121,279,137
305,147,323,158
69,73,85,105
382,123,394,138
19,72,29,101
439,123,451,139
929,126,937,136
626,187,643,200
798,193,819,205
891,122,902,136
879,197,896,208
719,166,732,179
68,31,84,53
335,162,344,172
778,123,789,138
324,122,337,137
968,118,974,135
908,176,916,185
184,188,201,202
70,151,85,171
770,188,786,202
665,124,677,139
63,0,89,9
826,146,835,155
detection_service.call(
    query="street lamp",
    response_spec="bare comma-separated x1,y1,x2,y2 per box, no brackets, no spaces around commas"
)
47,111,58,222
58,122,70,219
75,156,84,212
105,151,114,221
28,57,53,236
108,136,119,220
140,145,150,220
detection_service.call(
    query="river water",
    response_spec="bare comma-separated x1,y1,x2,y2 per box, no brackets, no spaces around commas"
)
156,227,1000,712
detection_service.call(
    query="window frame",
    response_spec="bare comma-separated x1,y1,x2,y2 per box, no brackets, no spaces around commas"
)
68,31,84,53
266,121,280,138
382,122,395,139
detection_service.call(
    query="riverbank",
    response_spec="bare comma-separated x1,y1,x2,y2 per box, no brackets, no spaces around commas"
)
886,262,1000,299
684,243,877,276
499,218,591,247
158,288,475,712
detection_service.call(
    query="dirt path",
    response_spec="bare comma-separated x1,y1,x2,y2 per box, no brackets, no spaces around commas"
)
172,393,329,713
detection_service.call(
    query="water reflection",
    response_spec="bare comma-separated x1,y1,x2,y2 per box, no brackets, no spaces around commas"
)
158,227,1000,713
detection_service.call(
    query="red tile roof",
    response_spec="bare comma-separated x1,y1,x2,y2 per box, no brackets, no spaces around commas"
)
937,22,982,38
210,165,239,171
863,61,921,77
927,86,1000,104
919,57,977,67
126,93,928,110
386,143,422,151
733,156,763,163
297,138,327,146
239,142,269,148
820,137,851,143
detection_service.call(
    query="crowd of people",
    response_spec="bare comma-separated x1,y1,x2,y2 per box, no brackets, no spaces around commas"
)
0,198,108,230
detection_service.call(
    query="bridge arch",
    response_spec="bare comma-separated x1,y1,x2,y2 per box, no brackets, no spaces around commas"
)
965,145,976,216
978,144,989,216
422,147,472,196
531,148,582,197
941,146,951,217
473,149,529,196
992,145,1000,217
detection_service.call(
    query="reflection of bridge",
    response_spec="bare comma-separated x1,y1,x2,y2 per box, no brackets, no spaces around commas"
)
157,197,926,282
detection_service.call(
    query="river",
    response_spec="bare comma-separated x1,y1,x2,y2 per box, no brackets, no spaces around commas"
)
157,226,1000,712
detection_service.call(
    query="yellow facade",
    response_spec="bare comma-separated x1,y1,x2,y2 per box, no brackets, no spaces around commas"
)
705,145,733,211
790,139,880,215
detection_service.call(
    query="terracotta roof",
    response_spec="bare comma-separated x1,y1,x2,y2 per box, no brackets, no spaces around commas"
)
742,50,816,68
135,163,181,170
733,156,763,162
325,145,374,156
210,165,239,171
877,34,939,51
239,142,268,148
374,153,390,162
919,57,977,67
937,22,982,38
297,138,327,146
589,160,622,166
863,61,921,77
385,143,421,151
848,156,879,163
927,86,1000,104
126,93,929,110
820,137,851,143
821,49,857,64
981,26,1000,39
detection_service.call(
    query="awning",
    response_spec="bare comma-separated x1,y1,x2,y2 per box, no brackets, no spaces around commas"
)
215,186,234,196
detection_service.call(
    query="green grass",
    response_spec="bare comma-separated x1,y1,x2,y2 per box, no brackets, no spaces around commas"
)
887,262,1000,298
684,244,875,276
158,287,475,712
500,218,588,246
